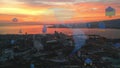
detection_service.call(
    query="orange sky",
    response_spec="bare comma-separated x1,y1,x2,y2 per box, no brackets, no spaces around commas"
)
0,0,120,24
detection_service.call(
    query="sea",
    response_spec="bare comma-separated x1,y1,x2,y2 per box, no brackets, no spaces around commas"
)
0,25,120,39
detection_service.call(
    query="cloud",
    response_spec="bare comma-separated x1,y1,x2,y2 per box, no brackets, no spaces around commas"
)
17,0,74,6
50,8,75,21
17,0,120,6
0,0,119,6
0,0,24,4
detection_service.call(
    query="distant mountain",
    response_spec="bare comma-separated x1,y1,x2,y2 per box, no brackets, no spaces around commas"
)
88,19,120,29
48,19,120,29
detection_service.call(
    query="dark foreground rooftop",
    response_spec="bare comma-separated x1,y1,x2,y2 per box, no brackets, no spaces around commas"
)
0,33,120,68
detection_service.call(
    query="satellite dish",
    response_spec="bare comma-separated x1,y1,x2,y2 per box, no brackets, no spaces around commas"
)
105,6,115,17
12,18,18,22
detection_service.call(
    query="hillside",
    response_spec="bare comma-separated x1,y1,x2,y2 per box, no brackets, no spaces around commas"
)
88,19,120,29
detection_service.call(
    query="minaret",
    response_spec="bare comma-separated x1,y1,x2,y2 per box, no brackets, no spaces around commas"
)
42,24,47,35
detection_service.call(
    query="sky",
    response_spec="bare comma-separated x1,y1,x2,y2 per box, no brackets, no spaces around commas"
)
0,0,120,24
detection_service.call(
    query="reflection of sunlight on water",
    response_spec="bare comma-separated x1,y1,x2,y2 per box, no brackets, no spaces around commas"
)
0,25,120,39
